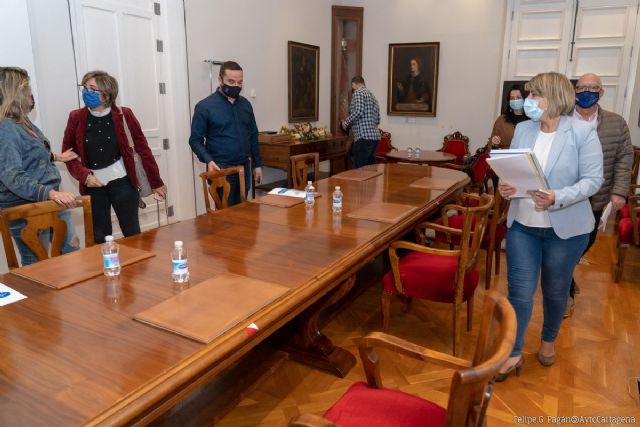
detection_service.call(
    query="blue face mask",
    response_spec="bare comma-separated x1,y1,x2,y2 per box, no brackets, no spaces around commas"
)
221,84,242,99
523,98,544,122
82,89,103,109
575,91,600,109
509,99,524,110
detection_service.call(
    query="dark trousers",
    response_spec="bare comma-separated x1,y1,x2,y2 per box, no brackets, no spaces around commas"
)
85,176,140,244
217,160,251,207
351,139,380,168
569,209,603,298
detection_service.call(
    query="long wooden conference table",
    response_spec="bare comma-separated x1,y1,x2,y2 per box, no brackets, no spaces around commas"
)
0,163,468,426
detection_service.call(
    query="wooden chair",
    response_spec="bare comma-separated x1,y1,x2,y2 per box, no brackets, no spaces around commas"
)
0,196,93,269
199,166,246,213
439,130,470,166
382,192,494,356
614,146,640,282
290,153,320,190
289,292,516,427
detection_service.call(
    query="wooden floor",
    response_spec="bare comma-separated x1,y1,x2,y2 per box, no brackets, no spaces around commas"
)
209,228,640,426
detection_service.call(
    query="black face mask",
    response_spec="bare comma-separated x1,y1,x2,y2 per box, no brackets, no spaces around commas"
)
221,83,242,99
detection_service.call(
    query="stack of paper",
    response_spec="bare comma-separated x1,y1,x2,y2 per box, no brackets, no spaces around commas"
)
487,148,548,198
268,188,306,198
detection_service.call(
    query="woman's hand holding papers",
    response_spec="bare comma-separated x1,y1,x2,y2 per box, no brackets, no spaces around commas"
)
532,189,555,211
498,181,517,200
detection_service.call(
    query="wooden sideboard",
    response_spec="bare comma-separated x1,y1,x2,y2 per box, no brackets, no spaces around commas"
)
258,136,348,186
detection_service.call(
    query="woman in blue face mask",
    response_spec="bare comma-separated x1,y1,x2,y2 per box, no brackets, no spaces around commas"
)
490,83,529,149
62,70,167,244
494,72,603,382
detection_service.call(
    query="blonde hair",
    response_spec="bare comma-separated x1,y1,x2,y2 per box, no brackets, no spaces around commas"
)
81,70,119,107
525,72,575,118
0,67,32,122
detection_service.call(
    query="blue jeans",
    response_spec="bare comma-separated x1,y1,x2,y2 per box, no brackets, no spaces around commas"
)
351,139,379,168
506,221,589,356
9,210,79,266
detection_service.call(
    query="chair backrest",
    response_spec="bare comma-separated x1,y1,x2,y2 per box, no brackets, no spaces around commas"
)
446,292,516,426
631,146,640,187
441,131,470,162
290,153,320,190
199,166,245,213
0,196,94,269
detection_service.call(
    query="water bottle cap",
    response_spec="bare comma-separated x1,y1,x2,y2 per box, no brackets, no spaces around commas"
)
105,235,114,242
174,241,183,247
335,186,341,190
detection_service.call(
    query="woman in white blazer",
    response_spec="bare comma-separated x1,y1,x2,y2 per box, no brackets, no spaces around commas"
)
495,72,603,381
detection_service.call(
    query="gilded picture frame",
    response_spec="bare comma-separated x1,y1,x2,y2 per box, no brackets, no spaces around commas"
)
288,41,319,122
387,42,440,117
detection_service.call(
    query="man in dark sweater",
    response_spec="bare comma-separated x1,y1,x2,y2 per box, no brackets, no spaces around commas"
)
567,72,634,317
189,61,262,206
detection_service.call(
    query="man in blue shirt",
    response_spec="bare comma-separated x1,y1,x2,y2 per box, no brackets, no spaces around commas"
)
189,61,262,206
341,76,380,168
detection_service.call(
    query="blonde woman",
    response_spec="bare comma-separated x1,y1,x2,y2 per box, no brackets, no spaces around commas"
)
0,67,79,265
62,71,166,243
495,72,603,381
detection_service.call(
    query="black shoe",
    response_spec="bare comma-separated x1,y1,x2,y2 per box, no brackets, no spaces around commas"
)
495,356,524,382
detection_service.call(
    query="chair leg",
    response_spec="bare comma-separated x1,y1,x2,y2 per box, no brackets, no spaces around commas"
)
381,292,392,332
466,296,473,331
615,244,628,283
452,304,460,357
484,247,492,290
401,296,413,313
494,246,502,275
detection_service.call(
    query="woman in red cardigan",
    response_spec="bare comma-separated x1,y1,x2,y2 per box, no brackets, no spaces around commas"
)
62,70,166,243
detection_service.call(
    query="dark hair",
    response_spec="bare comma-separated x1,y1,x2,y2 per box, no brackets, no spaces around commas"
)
219,61,243,78
503,83,528,125
351,76,365,85
410,57,422,72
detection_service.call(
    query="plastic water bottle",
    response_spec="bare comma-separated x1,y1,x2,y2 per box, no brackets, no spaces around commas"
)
414,147,421,158
407,147,414,158
171,241,190,283
304,181,315,206
102,235,121,277
332,186,343,213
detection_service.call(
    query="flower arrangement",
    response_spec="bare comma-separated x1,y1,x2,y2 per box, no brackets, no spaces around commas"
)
278,122,331,141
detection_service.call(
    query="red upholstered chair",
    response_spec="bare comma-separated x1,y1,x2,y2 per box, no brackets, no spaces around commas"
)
382,192,494,356
289,292,516,427
614,147,640,282
375,129,396,163
439,131,470,165
431,192,509,290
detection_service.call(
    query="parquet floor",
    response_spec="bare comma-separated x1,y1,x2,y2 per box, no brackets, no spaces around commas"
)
212,229,640,426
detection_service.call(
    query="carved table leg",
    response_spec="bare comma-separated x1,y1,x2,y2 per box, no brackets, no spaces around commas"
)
284,275,357,378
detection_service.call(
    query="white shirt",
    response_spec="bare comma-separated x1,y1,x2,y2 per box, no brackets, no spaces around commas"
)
515,130,555,228
573,106,599,129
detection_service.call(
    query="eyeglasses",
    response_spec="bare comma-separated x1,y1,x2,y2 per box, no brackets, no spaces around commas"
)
78,84,102,93
575,85,601,93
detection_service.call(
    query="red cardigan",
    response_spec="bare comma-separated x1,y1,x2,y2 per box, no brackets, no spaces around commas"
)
62,106,164,194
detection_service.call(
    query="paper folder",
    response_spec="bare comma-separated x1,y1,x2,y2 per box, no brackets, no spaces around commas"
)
487,148,548,198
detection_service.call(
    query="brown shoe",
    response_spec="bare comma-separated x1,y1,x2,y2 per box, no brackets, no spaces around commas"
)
537,351,556,367
563,296,575,318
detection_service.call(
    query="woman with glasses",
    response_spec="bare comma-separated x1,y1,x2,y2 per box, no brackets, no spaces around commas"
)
0,67,80,265
490,83,529,149
62,70,166,243
494,72,603,381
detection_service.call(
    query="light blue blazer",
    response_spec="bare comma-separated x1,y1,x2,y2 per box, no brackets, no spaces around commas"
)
506,115,604,239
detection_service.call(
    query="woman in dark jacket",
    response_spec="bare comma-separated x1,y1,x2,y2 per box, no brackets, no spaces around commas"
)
62,70,166,243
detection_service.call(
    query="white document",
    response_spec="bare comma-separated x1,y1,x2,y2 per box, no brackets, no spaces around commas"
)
268,188,306,198
599,201,612,232
487,148,548,198
0,283,27,307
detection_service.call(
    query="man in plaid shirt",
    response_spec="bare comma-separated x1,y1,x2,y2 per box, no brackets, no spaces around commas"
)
342,76,380,168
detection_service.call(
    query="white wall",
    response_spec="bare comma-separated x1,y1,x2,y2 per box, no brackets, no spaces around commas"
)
343,0,507,152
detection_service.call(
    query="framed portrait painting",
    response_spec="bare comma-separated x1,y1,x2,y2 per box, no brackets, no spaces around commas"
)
288,41,319,122
387,42,440,116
